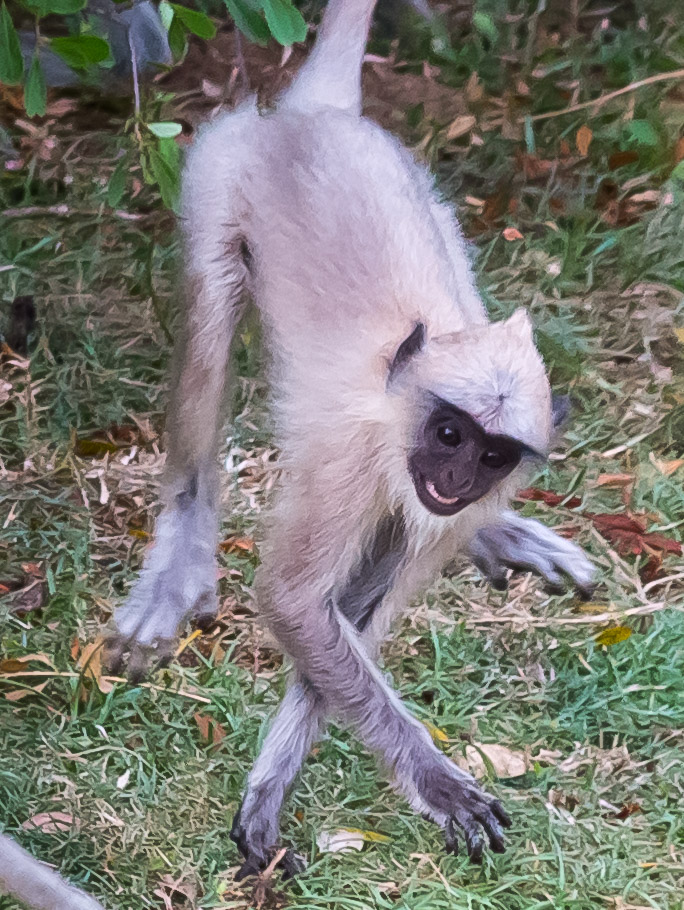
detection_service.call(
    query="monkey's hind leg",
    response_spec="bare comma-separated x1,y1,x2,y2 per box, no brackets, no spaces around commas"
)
107,209,249,678
231,678,323,879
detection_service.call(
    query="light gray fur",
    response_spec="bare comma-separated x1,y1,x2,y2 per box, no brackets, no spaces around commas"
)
108,0,596,865
0,833,104,910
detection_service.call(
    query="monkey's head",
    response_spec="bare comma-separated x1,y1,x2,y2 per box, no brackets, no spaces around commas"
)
389,309,553,518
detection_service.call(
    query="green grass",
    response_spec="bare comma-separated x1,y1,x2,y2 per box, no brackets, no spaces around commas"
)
1,2,684,909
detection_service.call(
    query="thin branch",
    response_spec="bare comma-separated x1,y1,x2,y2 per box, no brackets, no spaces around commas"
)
1,205,153,221
0,670,212,703
523,68,684,123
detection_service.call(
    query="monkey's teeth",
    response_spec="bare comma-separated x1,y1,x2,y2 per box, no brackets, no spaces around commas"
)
425,481,460,506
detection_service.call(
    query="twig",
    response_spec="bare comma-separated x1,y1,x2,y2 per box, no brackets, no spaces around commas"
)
523,68,684,123
1,204,151,221
468,600,677,627
0,670,212,704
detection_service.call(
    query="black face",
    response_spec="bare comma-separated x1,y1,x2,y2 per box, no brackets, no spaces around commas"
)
409,399,527,517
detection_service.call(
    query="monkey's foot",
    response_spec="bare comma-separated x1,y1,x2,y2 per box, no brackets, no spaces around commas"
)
230,806,305,881
105,554,218,681
470,512,596,599
419,763,512,863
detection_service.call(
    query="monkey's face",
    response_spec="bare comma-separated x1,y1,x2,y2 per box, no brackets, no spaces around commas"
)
408,399,527,517
393,309,552,518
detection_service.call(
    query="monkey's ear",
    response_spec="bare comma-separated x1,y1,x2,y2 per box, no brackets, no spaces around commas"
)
388,322,426,383
551,393,571,428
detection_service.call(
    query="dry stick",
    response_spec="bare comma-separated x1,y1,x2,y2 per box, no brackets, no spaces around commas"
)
0,670,212,704
468,600,675,627
523,67,684,123
1,205,151,221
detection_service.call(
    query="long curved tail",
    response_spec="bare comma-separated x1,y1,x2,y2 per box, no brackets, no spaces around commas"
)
280,0,378,115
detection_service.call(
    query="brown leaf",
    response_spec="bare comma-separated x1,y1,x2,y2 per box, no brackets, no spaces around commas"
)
517,488,583,508
5,681,48,701
650,455,683,476
194,712,211,742
608,150,639,169
22,812,75,834
595,473,634,488
212,722,227,746
502,227,524,242
76,639,113,694
576,125,593,157
445,115,476,140
21,562,44,578
458,743,529,780
613,802,642,820
0,653,55,673
8,582,45,615
590,513,682,557
219,535,256,555
639,554,663,584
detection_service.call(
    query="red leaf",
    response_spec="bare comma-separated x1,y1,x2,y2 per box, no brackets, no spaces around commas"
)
517,488,583,509
590,513,682,557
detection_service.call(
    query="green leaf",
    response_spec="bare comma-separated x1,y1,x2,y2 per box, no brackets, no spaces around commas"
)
261,0,306,46
50,35,109,68
670,160,684,182
472,10,498,43
149,147,180,212
107,156,127,208
623,120,659,148
158,0,173,29
169,3,216,39
224,0,270,45
167,15,187,59
0,2,23,85
158,135,181,173
147,121,182,139
40,0,87,13
24,52,46,117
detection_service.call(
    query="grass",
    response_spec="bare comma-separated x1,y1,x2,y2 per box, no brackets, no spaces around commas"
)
1,2,684,908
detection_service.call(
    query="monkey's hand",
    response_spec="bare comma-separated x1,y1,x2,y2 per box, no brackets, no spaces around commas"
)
105,511,218,680
415,758,512,863
469,511,596,598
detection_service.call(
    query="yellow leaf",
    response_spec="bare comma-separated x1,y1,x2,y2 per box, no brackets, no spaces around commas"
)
674,327,684,344
576,124,593,156
344,827,391,843
595,625,632,647
0,653,55,674
424,720,449,743
175,628,202,657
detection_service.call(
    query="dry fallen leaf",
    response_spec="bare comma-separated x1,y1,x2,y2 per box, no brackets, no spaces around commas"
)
446,115,476,141
502,227,524,242
76,639,113,694
316,828,390,854
0,652,55,673
649,453,683,476
576,124,593,157
219,536,256,555
22,812,76,834
458,743,529,780
4,681,48,701
595,473,634,488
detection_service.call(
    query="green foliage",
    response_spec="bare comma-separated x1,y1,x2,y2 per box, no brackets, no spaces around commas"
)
261,0,306,46
224,0,269,46
169,2,216,39
0,2,23,84
50,34,110,68
24,51,46,117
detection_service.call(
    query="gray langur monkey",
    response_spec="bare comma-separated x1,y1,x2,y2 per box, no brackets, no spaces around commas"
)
106,0,597,873
0,832,105,910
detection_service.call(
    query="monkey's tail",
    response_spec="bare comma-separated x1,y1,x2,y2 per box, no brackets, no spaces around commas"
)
280,0,378,115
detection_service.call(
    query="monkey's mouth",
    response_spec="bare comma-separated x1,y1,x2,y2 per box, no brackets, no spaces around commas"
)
412,470,470,517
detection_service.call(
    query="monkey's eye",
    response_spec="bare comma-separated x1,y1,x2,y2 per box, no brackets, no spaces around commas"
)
481,449,511,469
437,425,461,447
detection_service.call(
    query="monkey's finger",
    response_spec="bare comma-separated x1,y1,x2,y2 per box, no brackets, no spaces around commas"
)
278,849,306,880
443,818,459,855
474,810,506,854
452,811,484,864
235,859,261,882
490,799,512,828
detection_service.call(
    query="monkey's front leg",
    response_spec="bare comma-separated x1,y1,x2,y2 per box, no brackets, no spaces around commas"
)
107,240,247,678
470,510,596,597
